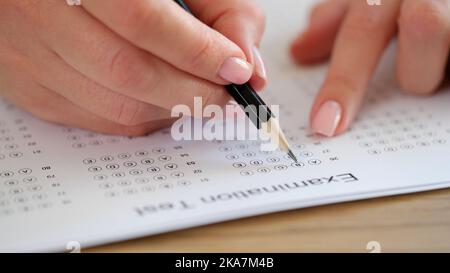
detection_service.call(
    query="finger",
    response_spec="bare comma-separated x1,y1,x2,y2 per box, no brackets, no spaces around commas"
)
291,0,349,64
4,79,174,137
0,24,172,127
40,2,230,115
310,0,402,137
0,20,173,136
81,0,252,84
186,0,267,90
34,47,172,127
397,0,450,94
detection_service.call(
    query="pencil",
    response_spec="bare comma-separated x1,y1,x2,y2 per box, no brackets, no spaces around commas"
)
173,0,297,163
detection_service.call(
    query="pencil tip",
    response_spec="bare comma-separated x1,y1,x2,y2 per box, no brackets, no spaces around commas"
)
287,149,298,163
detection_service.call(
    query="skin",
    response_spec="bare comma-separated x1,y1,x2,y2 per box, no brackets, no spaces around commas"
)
0,0,266,136
291,0,450,137
1,0,449,138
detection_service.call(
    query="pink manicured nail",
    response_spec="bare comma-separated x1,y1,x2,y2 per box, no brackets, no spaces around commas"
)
218,57,253,84
311,100,342,137
252,46,267,81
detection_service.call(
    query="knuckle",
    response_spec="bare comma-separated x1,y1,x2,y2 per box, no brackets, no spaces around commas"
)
202,86,230,109
107,46,146,91
122,0,163,41
399,1,449,39
325,74,361,95
107,94,146,126
185,29,214,71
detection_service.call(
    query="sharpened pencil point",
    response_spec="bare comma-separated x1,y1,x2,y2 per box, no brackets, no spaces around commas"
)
287,149,298,163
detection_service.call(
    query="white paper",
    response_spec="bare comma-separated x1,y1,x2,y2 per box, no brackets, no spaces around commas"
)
1,0,450,251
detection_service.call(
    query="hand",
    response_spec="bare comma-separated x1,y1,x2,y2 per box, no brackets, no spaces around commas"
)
0,0,266,135
291,0,450,137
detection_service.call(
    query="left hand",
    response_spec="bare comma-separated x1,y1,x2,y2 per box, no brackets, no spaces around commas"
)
291,0,450,137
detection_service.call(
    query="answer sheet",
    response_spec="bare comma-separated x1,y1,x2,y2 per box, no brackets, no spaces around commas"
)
1,0,450,251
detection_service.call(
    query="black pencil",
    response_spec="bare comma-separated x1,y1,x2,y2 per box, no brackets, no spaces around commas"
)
173,0,297,162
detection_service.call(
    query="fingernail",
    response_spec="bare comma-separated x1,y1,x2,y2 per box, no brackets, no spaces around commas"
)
311,100,342,137
252,46,267,82
218,57,253,84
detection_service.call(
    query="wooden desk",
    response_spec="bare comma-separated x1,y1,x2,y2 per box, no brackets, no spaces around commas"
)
87,188,450,252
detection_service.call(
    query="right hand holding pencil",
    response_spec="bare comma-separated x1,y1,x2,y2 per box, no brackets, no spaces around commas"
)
0,0,266,135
